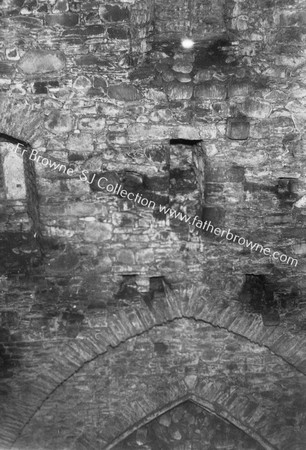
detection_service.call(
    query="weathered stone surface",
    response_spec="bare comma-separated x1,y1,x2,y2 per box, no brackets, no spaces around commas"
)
18,50,66,74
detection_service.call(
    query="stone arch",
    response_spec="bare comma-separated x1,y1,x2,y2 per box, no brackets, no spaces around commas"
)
10,317,305,450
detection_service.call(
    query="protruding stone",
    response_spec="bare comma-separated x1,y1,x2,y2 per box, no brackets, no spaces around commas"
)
18,50,66,74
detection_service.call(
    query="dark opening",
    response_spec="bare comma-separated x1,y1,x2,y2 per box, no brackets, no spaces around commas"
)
170,139,202,146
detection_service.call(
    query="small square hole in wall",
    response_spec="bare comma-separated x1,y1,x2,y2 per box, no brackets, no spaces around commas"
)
277,177,298,201
226,118,250,140
149,276,165,294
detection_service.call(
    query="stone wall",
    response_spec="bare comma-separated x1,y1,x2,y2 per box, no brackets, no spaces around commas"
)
0,0,306,449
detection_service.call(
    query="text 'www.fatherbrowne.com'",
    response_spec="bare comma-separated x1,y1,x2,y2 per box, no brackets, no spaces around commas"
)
15,144,298,267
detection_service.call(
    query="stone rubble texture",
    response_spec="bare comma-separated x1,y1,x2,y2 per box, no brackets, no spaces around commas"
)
0,0,305,449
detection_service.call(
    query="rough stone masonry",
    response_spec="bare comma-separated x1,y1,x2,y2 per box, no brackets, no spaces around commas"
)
0,0,306,449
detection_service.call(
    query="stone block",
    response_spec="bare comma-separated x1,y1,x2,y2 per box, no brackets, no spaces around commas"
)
108,27,129,39
73,76,92,91
53,0,69,13
18,50,66,74
101,5,130,22
136,248,154,264
84,222,112,242
62,25,105,37
226,118,250,140
108,83,142,101
117,249,135,265
76,55,109,67
166,82,193,100
172,60,193,74
78,117,106,132
228,80,253,97
193,70,213,83
238,98,272,119
45,13,79,27
194,82,227,100
33,81,59,94
262,310,280,326
5,48,20,61
0,62,14,76
45,110,73,134
201,206,225,227
128,124,170,142
206,165,245,183
67,133,94,153
46,249,79,274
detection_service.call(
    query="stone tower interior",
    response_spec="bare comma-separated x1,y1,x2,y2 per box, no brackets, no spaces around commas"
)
0,0,306,449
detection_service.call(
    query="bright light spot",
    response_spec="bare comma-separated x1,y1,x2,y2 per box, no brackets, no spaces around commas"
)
181,38,194,49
